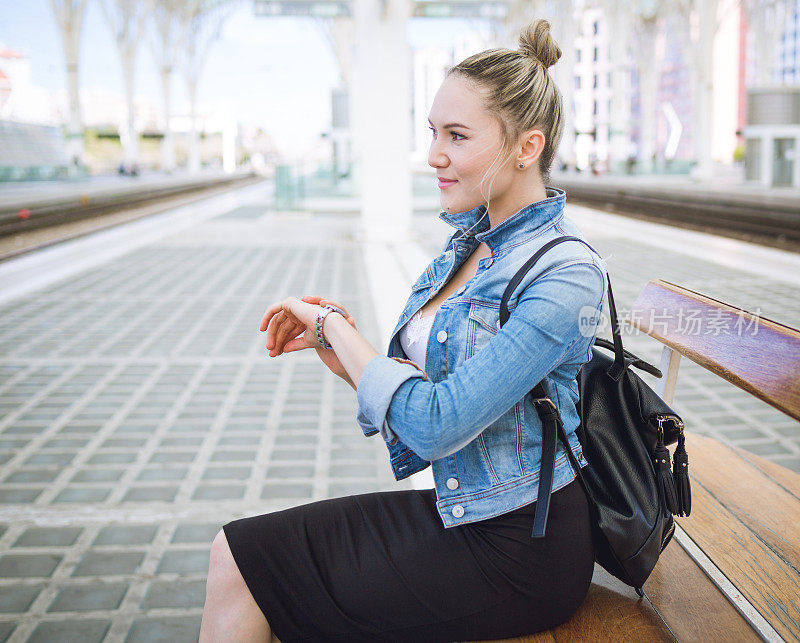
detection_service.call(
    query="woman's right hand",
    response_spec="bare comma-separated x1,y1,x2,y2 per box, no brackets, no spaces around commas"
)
300,295,358,387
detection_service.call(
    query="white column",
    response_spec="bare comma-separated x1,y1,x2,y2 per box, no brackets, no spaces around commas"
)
353,0,412,243
794,136,800,188
607,1,631,172
760,135,771,188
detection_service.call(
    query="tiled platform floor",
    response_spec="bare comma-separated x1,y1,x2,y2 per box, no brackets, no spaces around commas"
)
0,205,411,642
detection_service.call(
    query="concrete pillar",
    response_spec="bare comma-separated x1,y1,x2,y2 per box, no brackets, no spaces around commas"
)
760,135,771,188
352,0,413,242
607,1,631,172
794,136,800,188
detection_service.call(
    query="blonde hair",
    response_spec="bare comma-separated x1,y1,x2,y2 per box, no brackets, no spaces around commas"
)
447,19,563,199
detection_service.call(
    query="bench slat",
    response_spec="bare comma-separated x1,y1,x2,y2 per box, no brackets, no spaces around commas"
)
677,433,800,641
629,279,800,421
643,526,762,642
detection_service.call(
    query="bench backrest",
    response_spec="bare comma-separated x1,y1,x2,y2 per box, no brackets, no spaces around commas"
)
628,279,800,421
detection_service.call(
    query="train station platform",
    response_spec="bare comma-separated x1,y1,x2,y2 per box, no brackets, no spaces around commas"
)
0,179,798,641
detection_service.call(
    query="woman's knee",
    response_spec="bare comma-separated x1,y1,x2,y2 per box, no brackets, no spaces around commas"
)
208,529,246,591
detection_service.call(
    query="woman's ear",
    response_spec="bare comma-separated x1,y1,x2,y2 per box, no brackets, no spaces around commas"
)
518,129,546,167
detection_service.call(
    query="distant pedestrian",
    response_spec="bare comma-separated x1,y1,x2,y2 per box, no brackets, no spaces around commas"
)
201,18,606,643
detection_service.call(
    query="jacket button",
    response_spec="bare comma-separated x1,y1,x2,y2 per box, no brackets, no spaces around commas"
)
436,330,448,343
485,258,494,267
456,285,466,295
451,505,465,518
495,320,501,330
446,477,459,490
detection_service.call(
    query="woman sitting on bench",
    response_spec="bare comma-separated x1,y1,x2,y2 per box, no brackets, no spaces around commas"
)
200,19,608,643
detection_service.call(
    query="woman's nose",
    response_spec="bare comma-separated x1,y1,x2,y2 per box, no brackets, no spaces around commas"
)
428,141,447,169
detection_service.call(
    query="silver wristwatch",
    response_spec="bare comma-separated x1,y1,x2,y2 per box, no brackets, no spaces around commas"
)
315,304,346,349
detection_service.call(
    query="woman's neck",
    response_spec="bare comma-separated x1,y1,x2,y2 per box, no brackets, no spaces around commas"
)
486,183,549,230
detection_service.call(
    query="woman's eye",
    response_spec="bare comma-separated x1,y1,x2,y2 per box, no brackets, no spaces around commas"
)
428,126,464,141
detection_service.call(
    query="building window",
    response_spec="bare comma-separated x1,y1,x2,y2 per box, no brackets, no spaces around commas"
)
593,74,599,88
575,75,582,89
593,46,599,62
577,49,582,62
593,100,598,116
593,20,599,35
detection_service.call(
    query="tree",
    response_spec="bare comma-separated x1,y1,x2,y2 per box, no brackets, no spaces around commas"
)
179,0,231,172
49,0,88,167
671,0,721,180
151,0,187,172
631,0,666,173
101,0,149,169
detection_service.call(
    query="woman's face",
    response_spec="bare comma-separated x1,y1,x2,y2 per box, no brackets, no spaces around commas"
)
427,74,515,215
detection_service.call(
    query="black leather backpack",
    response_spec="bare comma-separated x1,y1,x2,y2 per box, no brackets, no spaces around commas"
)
499,235,691,593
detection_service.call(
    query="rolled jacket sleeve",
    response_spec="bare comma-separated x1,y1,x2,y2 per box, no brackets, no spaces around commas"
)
355,260,606,462
356,357,429,445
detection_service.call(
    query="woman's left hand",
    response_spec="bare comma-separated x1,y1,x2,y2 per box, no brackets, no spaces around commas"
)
260,296,324,357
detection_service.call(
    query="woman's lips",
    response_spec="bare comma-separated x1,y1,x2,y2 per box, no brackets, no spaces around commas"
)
438,179,458,189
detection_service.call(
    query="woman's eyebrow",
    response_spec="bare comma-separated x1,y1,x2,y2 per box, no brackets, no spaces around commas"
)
427,118,471,130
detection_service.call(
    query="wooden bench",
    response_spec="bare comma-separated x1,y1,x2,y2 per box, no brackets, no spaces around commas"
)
480,278,800,642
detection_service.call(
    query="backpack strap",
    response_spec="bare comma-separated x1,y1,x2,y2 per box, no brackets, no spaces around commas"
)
498,235,614,538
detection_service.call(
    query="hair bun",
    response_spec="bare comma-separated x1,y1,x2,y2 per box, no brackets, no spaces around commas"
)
518,19,561,68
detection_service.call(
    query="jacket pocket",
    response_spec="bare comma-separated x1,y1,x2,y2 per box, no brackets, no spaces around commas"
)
466,300,499,359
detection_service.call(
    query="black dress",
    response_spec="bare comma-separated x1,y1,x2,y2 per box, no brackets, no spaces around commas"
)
223,476,595,642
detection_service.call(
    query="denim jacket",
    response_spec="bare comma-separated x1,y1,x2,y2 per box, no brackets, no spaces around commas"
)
356,187,607,528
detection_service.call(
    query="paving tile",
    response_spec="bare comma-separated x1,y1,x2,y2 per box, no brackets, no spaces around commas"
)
140,579,206,609
260,483,313,500
23,453,74,466
148,452,196,464
0,622,14,642
53,488,112,503
156,549,210,574
191,485,246,500
739,442,794,456
28,619,110,643
0,553,62,577
13,527,82,547
124,615,201,643
87,452,137,465
201,466,251,480
92,525,158,546
265,464,315,478
70,468,125,483
122,486,178,502
171,523,221,544
210,450,256,462
71,551,144,576
47,581,129,612
5,469,60,483
0,583,43,612
0,488,44,503
136,467,188,481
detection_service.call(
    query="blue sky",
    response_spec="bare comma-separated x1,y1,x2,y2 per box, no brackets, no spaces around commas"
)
0,1,485,158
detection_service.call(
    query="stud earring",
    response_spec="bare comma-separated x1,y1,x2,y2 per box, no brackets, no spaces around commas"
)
519,163,524,168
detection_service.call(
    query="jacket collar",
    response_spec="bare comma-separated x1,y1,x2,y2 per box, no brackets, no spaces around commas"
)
437,186,566,253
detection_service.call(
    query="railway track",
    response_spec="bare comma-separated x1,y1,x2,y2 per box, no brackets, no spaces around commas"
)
0,173,263,261
556,178,800,252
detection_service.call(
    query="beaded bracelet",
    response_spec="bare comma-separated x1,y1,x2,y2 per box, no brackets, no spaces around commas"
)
315,304,346,349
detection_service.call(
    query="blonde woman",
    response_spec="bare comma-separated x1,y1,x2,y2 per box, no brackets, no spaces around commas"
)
201,19,606,643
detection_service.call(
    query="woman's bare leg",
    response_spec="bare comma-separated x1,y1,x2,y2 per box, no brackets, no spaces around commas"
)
200,529,281,643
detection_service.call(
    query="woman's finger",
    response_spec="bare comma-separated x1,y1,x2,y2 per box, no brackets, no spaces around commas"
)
260,299,288,333
274,317,303,355
270,312,296,355
265,310,286,350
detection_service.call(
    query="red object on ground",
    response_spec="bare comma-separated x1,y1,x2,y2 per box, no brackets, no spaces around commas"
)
17,209,30,219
